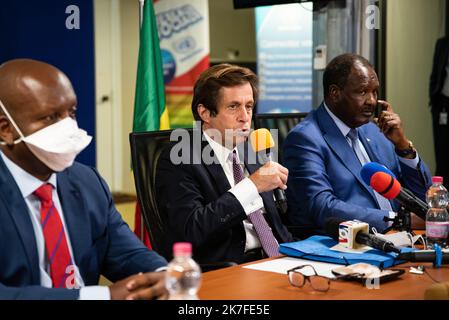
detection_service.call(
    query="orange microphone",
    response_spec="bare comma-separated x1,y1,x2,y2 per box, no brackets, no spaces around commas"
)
370,171,402,200
249,128,275,154
369,171,428,220
249,128,287,213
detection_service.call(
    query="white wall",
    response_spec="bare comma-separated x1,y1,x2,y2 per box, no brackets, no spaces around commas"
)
94,0,138,194
94,0,123,192
209,0,256,62
386,0,445,173
119,0,140,193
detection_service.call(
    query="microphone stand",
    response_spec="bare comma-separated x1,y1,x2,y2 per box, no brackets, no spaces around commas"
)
383,206,412,233
395,207,412,232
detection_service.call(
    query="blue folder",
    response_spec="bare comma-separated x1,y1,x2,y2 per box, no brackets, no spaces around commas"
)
279,235,411,268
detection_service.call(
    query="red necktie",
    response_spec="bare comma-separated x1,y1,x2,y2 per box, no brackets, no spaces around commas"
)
34,183,73,288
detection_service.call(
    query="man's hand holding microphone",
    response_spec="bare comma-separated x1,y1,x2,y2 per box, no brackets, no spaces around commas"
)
248,128,288,193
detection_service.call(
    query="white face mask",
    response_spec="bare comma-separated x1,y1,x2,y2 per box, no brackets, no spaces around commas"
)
0,99,92,172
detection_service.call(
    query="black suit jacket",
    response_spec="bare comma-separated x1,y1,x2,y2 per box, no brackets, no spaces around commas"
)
155,130,292,264
430,36,449,107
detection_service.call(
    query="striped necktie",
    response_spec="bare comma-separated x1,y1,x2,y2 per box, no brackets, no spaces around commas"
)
347,129,393,211
34,183,73,288
231,151,279,257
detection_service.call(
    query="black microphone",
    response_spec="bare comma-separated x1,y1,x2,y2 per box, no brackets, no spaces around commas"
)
368,171,429,220
397,250,449,264
269,158,287,214
324,217,401,254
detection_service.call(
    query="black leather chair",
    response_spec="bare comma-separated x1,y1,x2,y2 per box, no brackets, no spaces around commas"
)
130,129,175,255
254,112,308,164
129,129,236,271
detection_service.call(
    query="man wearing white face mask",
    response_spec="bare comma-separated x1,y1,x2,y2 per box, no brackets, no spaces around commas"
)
0,59,168,300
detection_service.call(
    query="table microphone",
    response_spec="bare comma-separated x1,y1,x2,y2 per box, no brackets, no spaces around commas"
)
325,217,401,253
369,171,429,220
360,162,397,185
397,250,449,264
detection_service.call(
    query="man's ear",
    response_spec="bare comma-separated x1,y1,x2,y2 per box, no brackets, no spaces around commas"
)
0,115,15,146
328,84,341,104
197,104,211,124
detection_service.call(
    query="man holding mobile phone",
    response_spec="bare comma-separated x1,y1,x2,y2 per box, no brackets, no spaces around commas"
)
283,53,432,237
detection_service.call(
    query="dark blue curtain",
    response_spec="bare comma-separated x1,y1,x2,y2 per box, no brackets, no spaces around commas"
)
0,0,96,167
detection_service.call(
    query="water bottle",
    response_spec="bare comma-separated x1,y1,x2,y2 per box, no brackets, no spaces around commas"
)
425,176,449,248
165,242,202,300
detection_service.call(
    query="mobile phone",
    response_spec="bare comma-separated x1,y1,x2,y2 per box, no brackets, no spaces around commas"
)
332,263,404,284
374,102,382,119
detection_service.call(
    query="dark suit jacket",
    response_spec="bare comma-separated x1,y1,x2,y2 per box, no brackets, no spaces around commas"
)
0,157,167,300
284,104,432,233
155,130,292,264
430,36,449,107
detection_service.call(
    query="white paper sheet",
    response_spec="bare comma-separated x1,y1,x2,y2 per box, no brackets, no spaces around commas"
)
243,257,342,278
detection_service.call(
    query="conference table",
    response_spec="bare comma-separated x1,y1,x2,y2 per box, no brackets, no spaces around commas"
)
198,256,449,300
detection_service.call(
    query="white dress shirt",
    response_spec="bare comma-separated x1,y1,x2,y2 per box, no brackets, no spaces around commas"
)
203,132,263,251
0,152,110,300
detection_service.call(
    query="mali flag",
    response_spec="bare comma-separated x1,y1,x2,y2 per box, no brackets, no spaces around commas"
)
133,0,169,132
132,0,169,248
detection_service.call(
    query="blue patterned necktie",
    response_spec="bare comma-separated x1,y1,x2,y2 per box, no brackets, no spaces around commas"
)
347,129,393,211
231,151,279,257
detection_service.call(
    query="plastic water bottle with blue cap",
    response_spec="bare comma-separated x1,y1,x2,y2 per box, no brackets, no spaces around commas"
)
165,242,202,300
426,176,449,248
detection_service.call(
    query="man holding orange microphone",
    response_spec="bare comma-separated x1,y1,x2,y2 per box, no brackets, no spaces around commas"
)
156,64,292,264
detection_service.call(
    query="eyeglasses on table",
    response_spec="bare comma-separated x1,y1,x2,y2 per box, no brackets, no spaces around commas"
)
287,264,366,292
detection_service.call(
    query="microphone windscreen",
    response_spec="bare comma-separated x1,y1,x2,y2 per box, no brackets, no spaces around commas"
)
370,172,401,199
360,162,396,186
249,128,275,153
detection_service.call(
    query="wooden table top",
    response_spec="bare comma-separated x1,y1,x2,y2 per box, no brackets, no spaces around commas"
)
198,257,449,300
